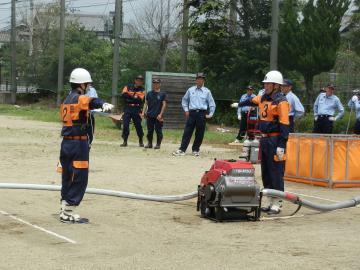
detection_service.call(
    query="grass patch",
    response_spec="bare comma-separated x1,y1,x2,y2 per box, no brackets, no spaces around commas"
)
0,104,237,145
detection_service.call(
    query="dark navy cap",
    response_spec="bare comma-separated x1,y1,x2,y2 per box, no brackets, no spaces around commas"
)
135,75,144,80
283,79,293,86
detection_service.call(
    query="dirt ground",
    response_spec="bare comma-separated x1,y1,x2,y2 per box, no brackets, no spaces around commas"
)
0,115,360,270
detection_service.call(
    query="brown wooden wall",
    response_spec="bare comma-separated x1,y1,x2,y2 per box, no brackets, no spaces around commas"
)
149,73,195,129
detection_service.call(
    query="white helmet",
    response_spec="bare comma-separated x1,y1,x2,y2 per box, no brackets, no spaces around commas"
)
69,68,92,84
262,70,283,85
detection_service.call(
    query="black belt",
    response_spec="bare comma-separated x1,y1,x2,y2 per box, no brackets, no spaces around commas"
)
189,109,206,113
318,115,332,118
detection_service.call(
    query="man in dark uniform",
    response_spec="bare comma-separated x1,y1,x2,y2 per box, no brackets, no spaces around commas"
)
237,70,289,215
230,85,256,143
142,78,167,149
120,75,145,147
172,73,216,156
59,68,113,223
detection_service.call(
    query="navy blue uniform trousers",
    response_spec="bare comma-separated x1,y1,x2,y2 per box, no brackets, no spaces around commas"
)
146,116,163,143
236,111,248,140
60,139,89,205
260,136,285,191
180,110,206,152
122,106,144,140
313,116,333,134
289,116,294,133
87,114,95,145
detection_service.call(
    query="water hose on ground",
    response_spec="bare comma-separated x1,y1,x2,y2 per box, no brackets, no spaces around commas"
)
0,183,360,212
0,183,197,202
262,189,360,212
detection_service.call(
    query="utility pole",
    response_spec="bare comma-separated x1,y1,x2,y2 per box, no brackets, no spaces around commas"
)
270,0,279,70
229,0,237,34
11,0,17,104
29,0,34,56
181,0,189,73
57,0,65,106
111,0,122,108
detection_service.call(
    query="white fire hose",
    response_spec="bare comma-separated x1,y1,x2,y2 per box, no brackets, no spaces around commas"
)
0,183,197,202
0,183,359,212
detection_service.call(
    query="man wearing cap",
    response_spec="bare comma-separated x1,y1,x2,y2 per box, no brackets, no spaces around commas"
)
120,75,145,147
281,79,305,133
313,84,344,134
347,89,360,134
142,78,167,149
231,86,256,143
172,73,216,156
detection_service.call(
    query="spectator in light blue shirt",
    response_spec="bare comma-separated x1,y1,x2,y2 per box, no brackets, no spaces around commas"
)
86,85,98,98
281,79,304,133
347,89,360,134
173,72,216,156
313,84,344,134
231,86,256,142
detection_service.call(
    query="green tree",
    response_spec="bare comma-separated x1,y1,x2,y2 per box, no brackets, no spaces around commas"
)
279,0,350,106
343,0,360,57
189,0,271,99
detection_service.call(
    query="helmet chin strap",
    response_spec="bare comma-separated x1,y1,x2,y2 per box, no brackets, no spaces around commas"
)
78,83,88,94
268,83,280,96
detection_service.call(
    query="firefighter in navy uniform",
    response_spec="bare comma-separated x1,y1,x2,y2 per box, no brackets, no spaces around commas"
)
142,78,167,149
120,75,145,147
237,70,289,215
59,68,114,223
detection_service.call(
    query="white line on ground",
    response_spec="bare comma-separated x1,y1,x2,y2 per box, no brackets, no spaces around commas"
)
261,214,305,221
0,210,77,244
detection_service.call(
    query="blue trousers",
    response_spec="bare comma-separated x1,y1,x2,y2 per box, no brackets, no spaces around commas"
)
87,114,95,145
180,110,206,152
60,139,89,205
260,136,285,191
122,107,144,140
289,116,294,133
146,116,163,143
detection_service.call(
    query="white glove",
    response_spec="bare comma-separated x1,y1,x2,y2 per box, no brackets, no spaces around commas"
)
329,116,335,122
102,103,114,112
352,95,358,102
276,147,285,161
237,114,242,120
231,103,239,108
314,116,318,121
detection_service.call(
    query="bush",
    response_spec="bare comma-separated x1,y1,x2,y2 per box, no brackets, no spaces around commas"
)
295,111,356,134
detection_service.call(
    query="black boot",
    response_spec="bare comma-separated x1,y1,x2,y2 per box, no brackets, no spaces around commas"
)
154,137,162,149
139,137,144,147
120,139,128,147
145,142,153,148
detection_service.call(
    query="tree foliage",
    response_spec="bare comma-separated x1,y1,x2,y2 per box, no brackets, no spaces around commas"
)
279,0,350,105
189,0,272,99
343,0,360,55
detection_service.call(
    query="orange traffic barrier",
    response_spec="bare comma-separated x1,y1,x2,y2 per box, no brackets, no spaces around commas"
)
285,134,360,188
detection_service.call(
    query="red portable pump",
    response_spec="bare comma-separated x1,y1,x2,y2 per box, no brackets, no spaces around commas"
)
197,159,261,221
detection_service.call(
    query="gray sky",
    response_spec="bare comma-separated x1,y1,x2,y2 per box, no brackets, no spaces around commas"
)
0,0,154,29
